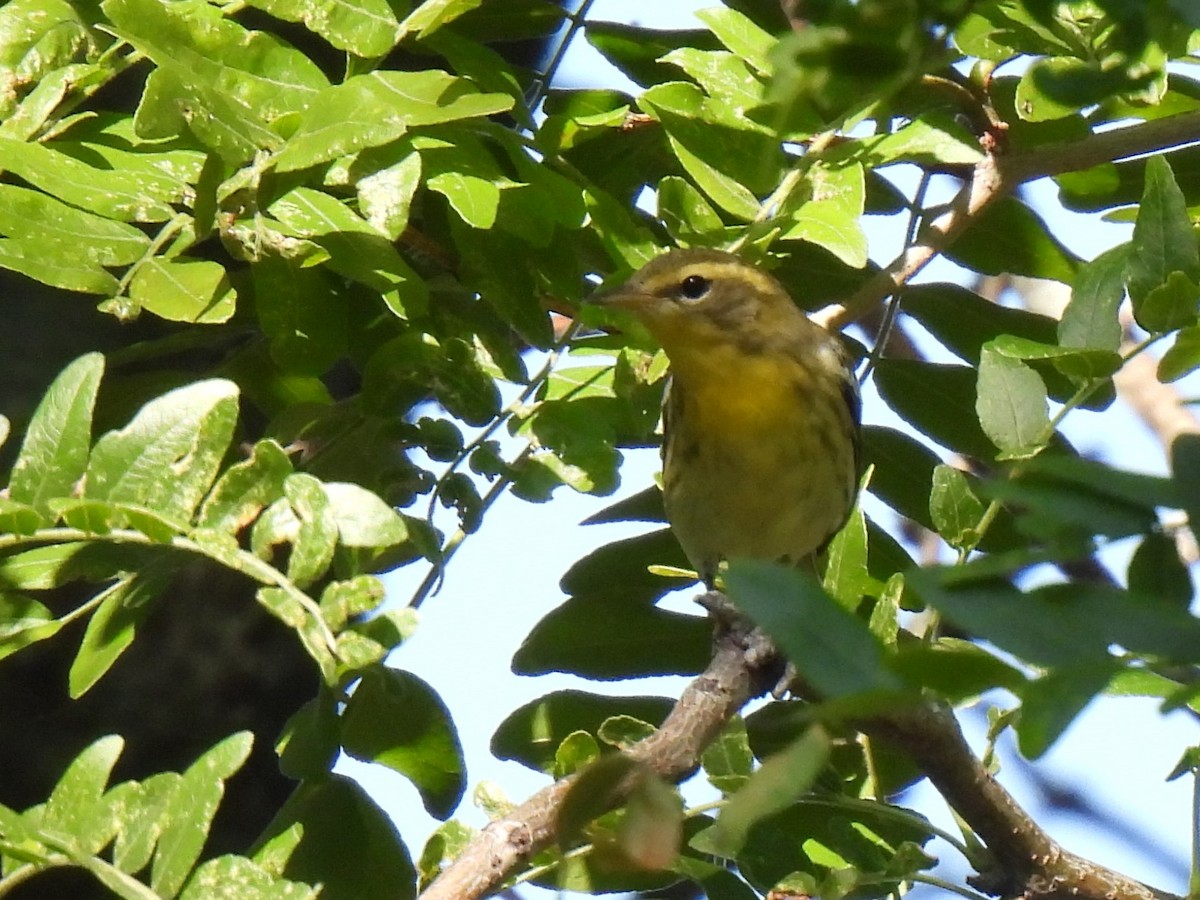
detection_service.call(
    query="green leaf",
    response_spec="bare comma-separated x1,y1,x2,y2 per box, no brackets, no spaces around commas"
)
0,0,88,82
586,22,720,90
987,333,1121,379
1127,532,1192,611
1172,434,1200,551
945,196,1079,283
890,639,1026,700
258,776,416,900
1017,454,1179,513
701,717,754,795
901,283,1111,409
724,561,906,700
0,184,149,265
151,732,253,899
556,752,640,845
0,237,119,294
130,258,237,324
872,360,994,460
698,727,831,857
9,352,103,520
358,152,422,240
822,504,873,611
983,471,1159,543
334,586,407,645
277,691,340,781
1129,155,1200,327
68,562,174,698
513,593,711,679
696,6,774,74
850,113,984,166
661,48,765,117
954,4,1074,59
639,81,777,220
42,735,124,851
617,770,682,871
0,542,150,591
734,796,934,892
0,136,180,222
197,439,293,533
657,175,724,242
929,465,984,550
976,345,1049,459
342,668,465,819
276,71,512,172
1059,244,1129,352
397,0,484,40
910,569,1200,668
1159,324,1200,382
85,379,240,524
1136,270,1200,334
268,187,428,316
492,691,674,773
107,773,179,877
780,162,868,267
254,257,346,374
1016,57,1113,121
245,0,399,57
180,854,318,899
105,0,327,163
0,593,62,661
559,528,689,601
319,482,407,548
451,0,566,42
554,731,601,779
1016,661,1121,758
283,473,338,589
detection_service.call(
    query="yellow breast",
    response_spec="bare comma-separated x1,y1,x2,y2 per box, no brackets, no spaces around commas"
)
661,342,856,582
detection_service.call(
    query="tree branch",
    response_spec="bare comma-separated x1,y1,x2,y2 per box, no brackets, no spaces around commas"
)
422,597,1177,900
864,702,1177,900
419,610,776,900
815,109,1200,333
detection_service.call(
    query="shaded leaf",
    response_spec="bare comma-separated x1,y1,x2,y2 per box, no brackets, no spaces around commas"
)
492,691,674,773
258,776,417,900
514,594,710,679
342,668,465,819
697,727,831,857
724,561,906,699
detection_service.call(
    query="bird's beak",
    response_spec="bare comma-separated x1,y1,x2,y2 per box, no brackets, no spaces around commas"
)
587,283,649,313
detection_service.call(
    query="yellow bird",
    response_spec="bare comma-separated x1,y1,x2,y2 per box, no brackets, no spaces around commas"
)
593,249,861,589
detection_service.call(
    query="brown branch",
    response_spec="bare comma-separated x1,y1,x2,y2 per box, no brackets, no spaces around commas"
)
815,109,1200,333
815,151,1008,331
1005,108,1200,183
419,611,776,900
423,599,1175,900
864,703,1176,900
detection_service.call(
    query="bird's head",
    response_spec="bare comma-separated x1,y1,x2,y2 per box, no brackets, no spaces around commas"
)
589,249,806,357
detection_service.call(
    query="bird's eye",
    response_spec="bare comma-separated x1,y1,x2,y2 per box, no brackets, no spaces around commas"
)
679,274,710,300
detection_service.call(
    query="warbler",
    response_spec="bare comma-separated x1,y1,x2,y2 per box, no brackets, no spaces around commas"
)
593,249,861,589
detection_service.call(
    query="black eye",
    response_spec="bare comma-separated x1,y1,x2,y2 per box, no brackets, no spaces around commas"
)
679,274,710,300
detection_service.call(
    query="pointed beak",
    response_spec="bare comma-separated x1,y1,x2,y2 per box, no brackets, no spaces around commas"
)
587,282,651,314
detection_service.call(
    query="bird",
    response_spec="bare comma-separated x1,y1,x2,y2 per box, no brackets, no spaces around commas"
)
591,248,861,589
